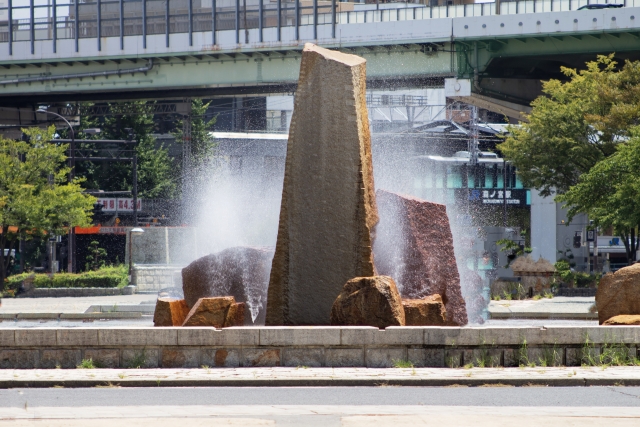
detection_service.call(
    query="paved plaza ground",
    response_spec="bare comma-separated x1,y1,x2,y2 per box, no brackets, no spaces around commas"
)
0,295,598,327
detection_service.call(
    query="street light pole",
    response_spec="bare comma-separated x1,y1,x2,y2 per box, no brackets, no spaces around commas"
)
128,227,145,284
37,108,76,273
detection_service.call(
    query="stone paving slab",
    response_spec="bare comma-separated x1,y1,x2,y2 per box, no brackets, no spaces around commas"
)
489,297,596,319
1,366,640,388
0,295,155,314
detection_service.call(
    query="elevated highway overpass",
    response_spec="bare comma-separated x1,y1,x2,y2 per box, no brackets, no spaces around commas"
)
1,0,639,117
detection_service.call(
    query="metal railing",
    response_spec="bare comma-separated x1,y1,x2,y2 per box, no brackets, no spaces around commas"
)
0,0,635,53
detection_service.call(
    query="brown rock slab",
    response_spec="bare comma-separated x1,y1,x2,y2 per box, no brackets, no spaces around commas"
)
181,246,274,325
266,43,378,325
373,189,468,326
182,297,244,328
330,276,405,328
596,263,640,324
602,315,640,326
402,295,447,326
153,298,190,327
225,302,246,327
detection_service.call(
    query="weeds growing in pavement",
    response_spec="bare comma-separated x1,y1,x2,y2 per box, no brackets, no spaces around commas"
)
392,360,414,369
77,358,96,369
581,334,640,367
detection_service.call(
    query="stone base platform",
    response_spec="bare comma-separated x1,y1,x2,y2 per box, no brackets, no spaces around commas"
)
0,326,638,369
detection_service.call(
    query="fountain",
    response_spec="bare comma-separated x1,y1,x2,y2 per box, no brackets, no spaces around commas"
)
154,43,469,328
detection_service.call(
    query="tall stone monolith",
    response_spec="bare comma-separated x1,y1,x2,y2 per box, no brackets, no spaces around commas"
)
265,43,378,325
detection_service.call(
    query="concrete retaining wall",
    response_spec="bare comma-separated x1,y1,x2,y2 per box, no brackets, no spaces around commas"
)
132,265,184,292
0,326,638,369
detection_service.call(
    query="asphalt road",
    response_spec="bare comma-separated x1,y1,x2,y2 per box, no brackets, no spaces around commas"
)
1,386,640,426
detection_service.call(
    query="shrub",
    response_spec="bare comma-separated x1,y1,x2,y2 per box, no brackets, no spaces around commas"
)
3,265,128,294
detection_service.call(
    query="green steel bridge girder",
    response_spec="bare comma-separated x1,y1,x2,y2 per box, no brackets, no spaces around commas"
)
0,47,456,101
455,31,640,79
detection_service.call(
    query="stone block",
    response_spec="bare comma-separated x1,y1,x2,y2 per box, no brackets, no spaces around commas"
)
0,350,39,369
365,348,406,368
325,348,364,367
543,327,590,345
341,327,423,346
0,330,14,346
260,327,341,346
503,348,519,367
161,348,200,368
603,315,640,326
98,328,177,346
565,347,583,366
242,348,281,367
525,347,564,367
463,348,503,367
373,190,467,325
424,348,446,367
40,349,82,369
445,349,464,368
407,348,426,367
84,349,120,368
266,44,378,326
403,296,447,326
122,348,159,368
424,327,462,346
177,327,260,346
596,263,640,323
153,298,190,327
331,276,405,328
201,348,241,367
182,297,235,328
57,329,99,346
282,348,324,367
15,329,56,346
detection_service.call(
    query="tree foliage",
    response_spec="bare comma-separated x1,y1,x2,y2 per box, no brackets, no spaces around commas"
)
72,101,177,199
557,129,640,261
499,55,640,197
173,98,217,166
0,126,95,281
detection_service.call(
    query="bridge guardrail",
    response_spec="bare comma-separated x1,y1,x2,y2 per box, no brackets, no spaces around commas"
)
0,0,635,52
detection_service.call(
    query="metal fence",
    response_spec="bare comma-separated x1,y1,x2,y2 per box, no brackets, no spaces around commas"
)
0,0,635,52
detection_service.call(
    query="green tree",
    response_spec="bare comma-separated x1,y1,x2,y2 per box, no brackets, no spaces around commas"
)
557,129,640,262
0,126,95,282
85,240,107,271
499,55,640,197
173,98,217,166
69,101,177,199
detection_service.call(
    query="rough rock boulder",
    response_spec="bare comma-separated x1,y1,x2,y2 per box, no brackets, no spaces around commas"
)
602,315,640,326
182,297,245,328
266,43,378,325
153,298,190,327
402,295,447,326
596,263,640,324
181,246,274,325
373,189,468,325
330,276,405,328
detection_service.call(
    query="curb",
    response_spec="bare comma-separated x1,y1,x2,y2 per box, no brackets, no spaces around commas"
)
0,312,144,320
489,312,598,320
1,376,639,388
